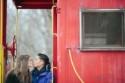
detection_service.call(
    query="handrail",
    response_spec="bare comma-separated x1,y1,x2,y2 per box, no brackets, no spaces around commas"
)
68,49,85,83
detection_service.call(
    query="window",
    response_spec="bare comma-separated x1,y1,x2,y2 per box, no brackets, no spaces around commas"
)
80,9,125,51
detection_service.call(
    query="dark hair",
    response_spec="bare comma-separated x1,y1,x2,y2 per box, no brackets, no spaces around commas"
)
38,53,51,70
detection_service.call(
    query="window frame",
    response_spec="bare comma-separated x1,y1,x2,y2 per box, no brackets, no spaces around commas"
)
80,9,125,51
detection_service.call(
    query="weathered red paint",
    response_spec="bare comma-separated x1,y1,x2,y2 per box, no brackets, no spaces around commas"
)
3,0,7,80
52,6,58,83
57,0,125,83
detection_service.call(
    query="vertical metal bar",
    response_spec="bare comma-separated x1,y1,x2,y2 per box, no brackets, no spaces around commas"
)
52,5,57,83
0,0,3,83
122,13,124,47
15,9,19,58
121,12,124,47
1,0,3,44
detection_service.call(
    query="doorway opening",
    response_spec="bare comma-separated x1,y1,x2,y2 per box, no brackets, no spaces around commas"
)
6,0,53,79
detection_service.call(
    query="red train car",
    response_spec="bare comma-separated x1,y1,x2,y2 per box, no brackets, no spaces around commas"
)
56,0,125,83
1,0,125,83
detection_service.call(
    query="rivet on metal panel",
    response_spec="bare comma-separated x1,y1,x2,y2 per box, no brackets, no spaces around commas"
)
57,8,61,14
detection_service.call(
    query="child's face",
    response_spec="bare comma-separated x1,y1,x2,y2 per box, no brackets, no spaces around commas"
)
33,56,45,68
28,57,33,68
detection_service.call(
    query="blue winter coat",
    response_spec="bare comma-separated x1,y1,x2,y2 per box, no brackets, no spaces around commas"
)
32,68,52,83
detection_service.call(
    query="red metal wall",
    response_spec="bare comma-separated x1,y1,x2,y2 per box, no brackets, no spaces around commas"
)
57,0,125,83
